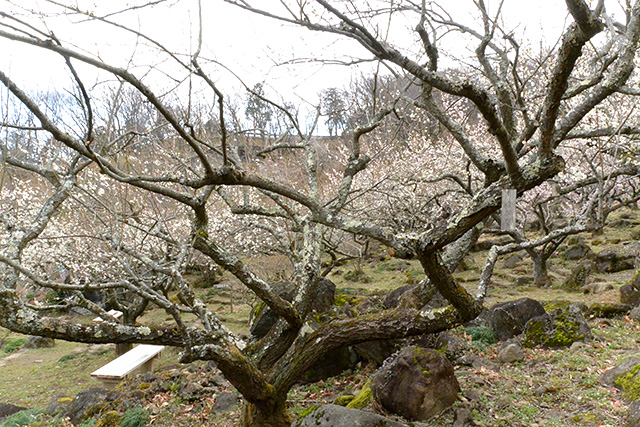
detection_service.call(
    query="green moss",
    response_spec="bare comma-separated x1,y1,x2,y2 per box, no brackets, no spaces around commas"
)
253,301,266,318
571,413,600,424
296,404,321,421
333,395,355,406
346,380,373,409
96,411,121,427
334,294,358,306
542,300,573,312
523,309,586,348
615,363,640,400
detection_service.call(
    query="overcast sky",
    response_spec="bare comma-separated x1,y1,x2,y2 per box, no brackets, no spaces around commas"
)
0,1,627,112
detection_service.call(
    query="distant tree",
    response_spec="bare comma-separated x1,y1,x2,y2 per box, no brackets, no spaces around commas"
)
320,87,347,136
245,83,273,141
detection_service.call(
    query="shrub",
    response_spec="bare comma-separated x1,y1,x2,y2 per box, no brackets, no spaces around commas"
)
465,326,497,345
2,338,26,354
1,409,41,427
77,418,97,427
120,406,150,427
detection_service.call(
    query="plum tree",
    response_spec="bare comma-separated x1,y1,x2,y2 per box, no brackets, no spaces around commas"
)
2,1,640,426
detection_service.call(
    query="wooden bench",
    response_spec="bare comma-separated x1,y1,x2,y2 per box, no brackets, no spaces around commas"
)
91,344,164,389
92,309,123,323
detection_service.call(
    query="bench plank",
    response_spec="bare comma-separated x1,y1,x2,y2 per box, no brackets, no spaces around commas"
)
91,344,164,384
92,309,123,323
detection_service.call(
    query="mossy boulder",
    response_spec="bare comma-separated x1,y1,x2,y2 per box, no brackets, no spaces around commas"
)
562,260,595,291
588,302,632,318
487,298,547,341
65,387,114,425
371,346,459,421
600,355,640,400
293,404,408,427
522,305,591,348
595,242,640,273
333,395,355,407
346,381,373,410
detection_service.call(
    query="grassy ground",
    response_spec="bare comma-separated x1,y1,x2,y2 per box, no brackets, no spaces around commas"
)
2,209,640,425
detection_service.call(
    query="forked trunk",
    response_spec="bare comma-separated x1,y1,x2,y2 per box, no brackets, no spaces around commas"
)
240,400,292,427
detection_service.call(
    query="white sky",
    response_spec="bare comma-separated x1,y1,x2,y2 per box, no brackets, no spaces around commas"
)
0,0,629,113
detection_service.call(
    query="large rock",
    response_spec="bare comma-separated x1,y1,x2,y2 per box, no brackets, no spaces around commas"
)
65,387,113,425
250,279,336,340
371,346,459,421
563,237,594,260
302,346,360,383
292,404,408,427
622,269,640,306
23,336,55,349
487,298,547,341
622,285,640,307
595,242,640,273
383,284,416,309
562,260,595,291
627,399,640,427
45,395,73,416
0,403,27,421
600,356,640,388
588,303,632,318
522,305,591,349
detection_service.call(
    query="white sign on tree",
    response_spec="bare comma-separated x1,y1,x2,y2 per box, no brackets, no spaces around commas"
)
501,189,517,232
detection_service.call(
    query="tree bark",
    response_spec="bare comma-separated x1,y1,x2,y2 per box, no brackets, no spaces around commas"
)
240,399,291,427
528,249,552,288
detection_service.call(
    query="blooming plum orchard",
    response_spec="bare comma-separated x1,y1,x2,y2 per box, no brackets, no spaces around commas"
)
2,1,640,426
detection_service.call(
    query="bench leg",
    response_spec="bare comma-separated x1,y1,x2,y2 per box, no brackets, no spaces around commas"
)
140,359,154,373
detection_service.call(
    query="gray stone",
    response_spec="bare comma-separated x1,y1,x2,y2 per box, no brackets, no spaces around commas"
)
503,253,523,269
627,399,640,427
497,343,525,363
302,346,360,383
214,392,239,413
293,404,408,427
630,306,640,322
622,284,640,307
22,336,55,349
595,242,640,273
45,395,73,416
0,403,28,421
487,298,547,341
371,346,459,421
564,237,594,260
600,356,640,388
562,260,595,291
65,387,113,425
